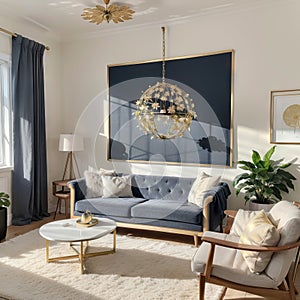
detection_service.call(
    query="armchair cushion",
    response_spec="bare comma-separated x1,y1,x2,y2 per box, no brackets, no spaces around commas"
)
239,210,280,273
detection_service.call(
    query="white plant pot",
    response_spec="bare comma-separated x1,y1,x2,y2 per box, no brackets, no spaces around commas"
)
249,200,275,212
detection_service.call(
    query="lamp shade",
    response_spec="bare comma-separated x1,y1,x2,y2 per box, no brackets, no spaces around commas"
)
59,134,84,152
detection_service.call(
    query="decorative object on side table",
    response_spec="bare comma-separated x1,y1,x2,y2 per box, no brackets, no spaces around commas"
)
0,192,10,241
233,145,296,211
270,89,300,144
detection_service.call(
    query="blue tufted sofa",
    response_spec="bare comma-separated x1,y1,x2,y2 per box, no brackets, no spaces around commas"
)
68,174,231,246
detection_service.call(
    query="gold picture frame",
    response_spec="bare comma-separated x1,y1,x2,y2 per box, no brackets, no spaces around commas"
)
270,89,300,144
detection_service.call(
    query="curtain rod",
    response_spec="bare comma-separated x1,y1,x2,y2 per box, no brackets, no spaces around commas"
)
0,26,50,51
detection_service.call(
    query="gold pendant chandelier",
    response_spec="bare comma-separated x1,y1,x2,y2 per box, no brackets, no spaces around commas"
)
134,27,197,140
81,0,135,24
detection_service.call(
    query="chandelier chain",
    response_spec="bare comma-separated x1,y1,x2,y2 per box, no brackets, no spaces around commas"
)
162,26,166,83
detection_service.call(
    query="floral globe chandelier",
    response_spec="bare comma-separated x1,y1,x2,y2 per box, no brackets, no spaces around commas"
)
134,27,197,140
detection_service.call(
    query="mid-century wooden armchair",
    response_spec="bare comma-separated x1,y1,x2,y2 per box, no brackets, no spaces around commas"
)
191,200,300,300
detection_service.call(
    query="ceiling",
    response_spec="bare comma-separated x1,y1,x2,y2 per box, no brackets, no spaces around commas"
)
0,0,277,40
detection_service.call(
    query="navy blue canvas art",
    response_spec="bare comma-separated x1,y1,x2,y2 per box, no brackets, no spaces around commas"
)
108,50,233,167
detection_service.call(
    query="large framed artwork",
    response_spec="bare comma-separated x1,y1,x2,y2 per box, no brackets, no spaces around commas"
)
108,49,234,167
270,89,300,144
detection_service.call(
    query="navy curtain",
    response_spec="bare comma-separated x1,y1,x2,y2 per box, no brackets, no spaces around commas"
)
12,35,49,225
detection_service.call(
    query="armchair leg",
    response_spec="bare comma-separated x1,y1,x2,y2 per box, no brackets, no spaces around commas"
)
194,235,199,247
287,268,296,300
199,274,205,300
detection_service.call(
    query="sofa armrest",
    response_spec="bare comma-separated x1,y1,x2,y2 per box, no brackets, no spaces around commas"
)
202,182,231,232
68,178,87,218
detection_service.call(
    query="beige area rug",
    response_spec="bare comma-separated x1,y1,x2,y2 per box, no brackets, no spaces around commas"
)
0,229,225,300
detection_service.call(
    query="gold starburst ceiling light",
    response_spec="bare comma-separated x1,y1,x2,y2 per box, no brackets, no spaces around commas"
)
81,0,135,24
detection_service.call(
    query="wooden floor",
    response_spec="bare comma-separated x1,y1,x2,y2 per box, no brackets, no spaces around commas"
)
2,213,300,300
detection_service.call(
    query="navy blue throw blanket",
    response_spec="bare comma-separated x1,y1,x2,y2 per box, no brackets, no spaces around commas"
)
203,182,231,229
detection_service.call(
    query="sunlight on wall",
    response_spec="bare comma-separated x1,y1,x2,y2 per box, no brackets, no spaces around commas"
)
236,125,270,161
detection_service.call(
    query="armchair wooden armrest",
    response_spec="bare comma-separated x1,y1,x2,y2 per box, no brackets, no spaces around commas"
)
202,236,300,253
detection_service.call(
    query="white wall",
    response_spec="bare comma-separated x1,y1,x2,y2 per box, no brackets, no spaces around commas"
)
61,1,300,210
0,14,64,216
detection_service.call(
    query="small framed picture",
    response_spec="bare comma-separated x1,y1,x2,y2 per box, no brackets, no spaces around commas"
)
270,89,300,144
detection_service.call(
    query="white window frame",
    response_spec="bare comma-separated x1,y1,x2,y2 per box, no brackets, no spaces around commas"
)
0,52,12,168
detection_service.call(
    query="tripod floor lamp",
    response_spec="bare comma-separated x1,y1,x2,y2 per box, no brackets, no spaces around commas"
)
59,134,84,180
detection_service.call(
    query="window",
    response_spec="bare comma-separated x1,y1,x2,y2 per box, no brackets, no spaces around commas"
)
0,53,12,168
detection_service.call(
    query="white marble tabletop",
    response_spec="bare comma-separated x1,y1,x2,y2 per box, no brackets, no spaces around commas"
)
39,217,117,242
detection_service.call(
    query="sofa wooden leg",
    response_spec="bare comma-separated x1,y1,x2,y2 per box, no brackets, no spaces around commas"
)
194,235,199,247
199,274,205,300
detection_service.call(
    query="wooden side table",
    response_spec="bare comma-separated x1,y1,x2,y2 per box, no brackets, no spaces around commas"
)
52,179,72,220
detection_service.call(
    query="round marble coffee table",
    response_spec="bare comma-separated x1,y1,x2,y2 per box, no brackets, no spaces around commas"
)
39,217,117,274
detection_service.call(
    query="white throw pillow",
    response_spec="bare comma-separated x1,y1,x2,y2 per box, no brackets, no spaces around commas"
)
230,209,264,236
102,175,133,198
87,166,115,174
239,210,280,273
84,169,116,198
188,172,221,207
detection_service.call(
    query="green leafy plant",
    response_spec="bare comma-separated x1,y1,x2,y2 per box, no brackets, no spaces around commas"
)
233,146,296,204
0,192,10,208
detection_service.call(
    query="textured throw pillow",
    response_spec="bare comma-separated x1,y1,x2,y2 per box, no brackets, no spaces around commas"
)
230,209,264,236
239,210,280,273
84,169,116,198
102,175,133,198
87,166,116,174
188,172,221,207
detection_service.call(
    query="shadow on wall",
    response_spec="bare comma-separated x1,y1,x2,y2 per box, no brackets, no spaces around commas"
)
110,138,128,160
129,136,180,163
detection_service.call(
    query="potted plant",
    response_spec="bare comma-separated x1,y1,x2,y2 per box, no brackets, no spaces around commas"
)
233,146,296,211
0,192,10,241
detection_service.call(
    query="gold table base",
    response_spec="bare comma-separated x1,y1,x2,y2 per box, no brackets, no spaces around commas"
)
45,229,116,274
